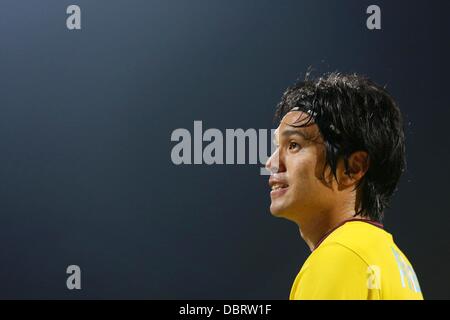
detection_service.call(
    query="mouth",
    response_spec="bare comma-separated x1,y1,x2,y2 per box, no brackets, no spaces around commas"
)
269,182,289,198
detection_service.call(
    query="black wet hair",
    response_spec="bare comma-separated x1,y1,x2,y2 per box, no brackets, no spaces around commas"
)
275,72,406,222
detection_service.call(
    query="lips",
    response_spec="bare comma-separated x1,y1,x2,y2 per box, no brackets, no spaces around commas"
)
269,176,289,198
270,183,289,191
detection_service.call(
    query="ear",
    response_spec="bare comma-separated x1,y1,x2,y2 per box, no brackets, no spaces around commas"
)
338,151,370,187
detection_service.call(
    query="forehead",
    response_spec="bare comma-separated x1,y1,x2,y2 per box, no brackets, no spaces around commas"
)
274,111,318,139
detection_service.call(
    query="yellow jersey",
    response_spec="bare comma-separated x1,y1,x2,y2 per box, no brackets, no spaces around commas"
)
289,219,423,300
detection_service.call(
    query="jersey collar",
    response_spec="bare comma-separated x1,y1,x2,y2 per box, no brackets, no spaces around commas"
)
313,218,384,251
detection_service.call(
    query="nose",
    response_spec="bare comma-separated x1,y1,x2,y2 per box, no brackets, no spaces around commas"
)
266,148,284,174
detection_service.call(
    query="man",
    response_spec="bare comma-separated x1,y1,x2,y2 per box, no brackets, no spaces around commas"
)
266,73,423,300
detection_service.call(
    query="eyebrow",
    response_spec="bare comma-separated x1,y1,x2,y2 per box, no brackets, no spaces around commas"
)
273,129,310,146
281,129,310,140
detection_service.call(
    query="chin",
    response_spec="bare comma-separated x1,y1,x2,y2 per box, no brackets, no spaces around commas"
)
270,204,288,218
270,209,282,217
270,203,299,222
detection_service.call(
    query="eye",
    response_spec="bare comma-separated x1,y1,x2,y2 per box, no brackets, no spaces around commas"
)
288,141,300,151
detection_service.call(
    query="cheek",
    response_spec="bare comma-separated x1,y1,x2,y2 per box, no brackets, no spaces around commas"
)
312,146,333,184
287,151,318,185
288,147,332,195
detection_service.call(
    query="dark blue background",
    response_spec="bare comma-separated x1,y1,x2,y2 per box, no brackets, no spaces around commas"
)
0,0,448,299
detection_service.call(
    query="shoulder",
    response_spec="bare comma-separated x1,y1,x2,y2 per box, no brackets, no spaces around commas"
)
290,221,394,300
291,243,370,299
307,241,369,271
317,221,392,262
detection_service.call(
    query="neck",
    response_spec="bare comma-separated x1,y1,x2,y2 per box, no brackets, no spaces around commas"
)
296,210,368,252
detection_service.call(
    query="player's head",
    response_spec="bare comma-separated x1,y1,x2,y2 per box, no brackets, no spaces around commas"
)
266,72,406,223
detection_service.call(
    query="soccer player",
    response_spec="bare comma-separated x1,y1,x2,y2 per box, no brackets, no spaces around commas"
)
266,73,423,300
